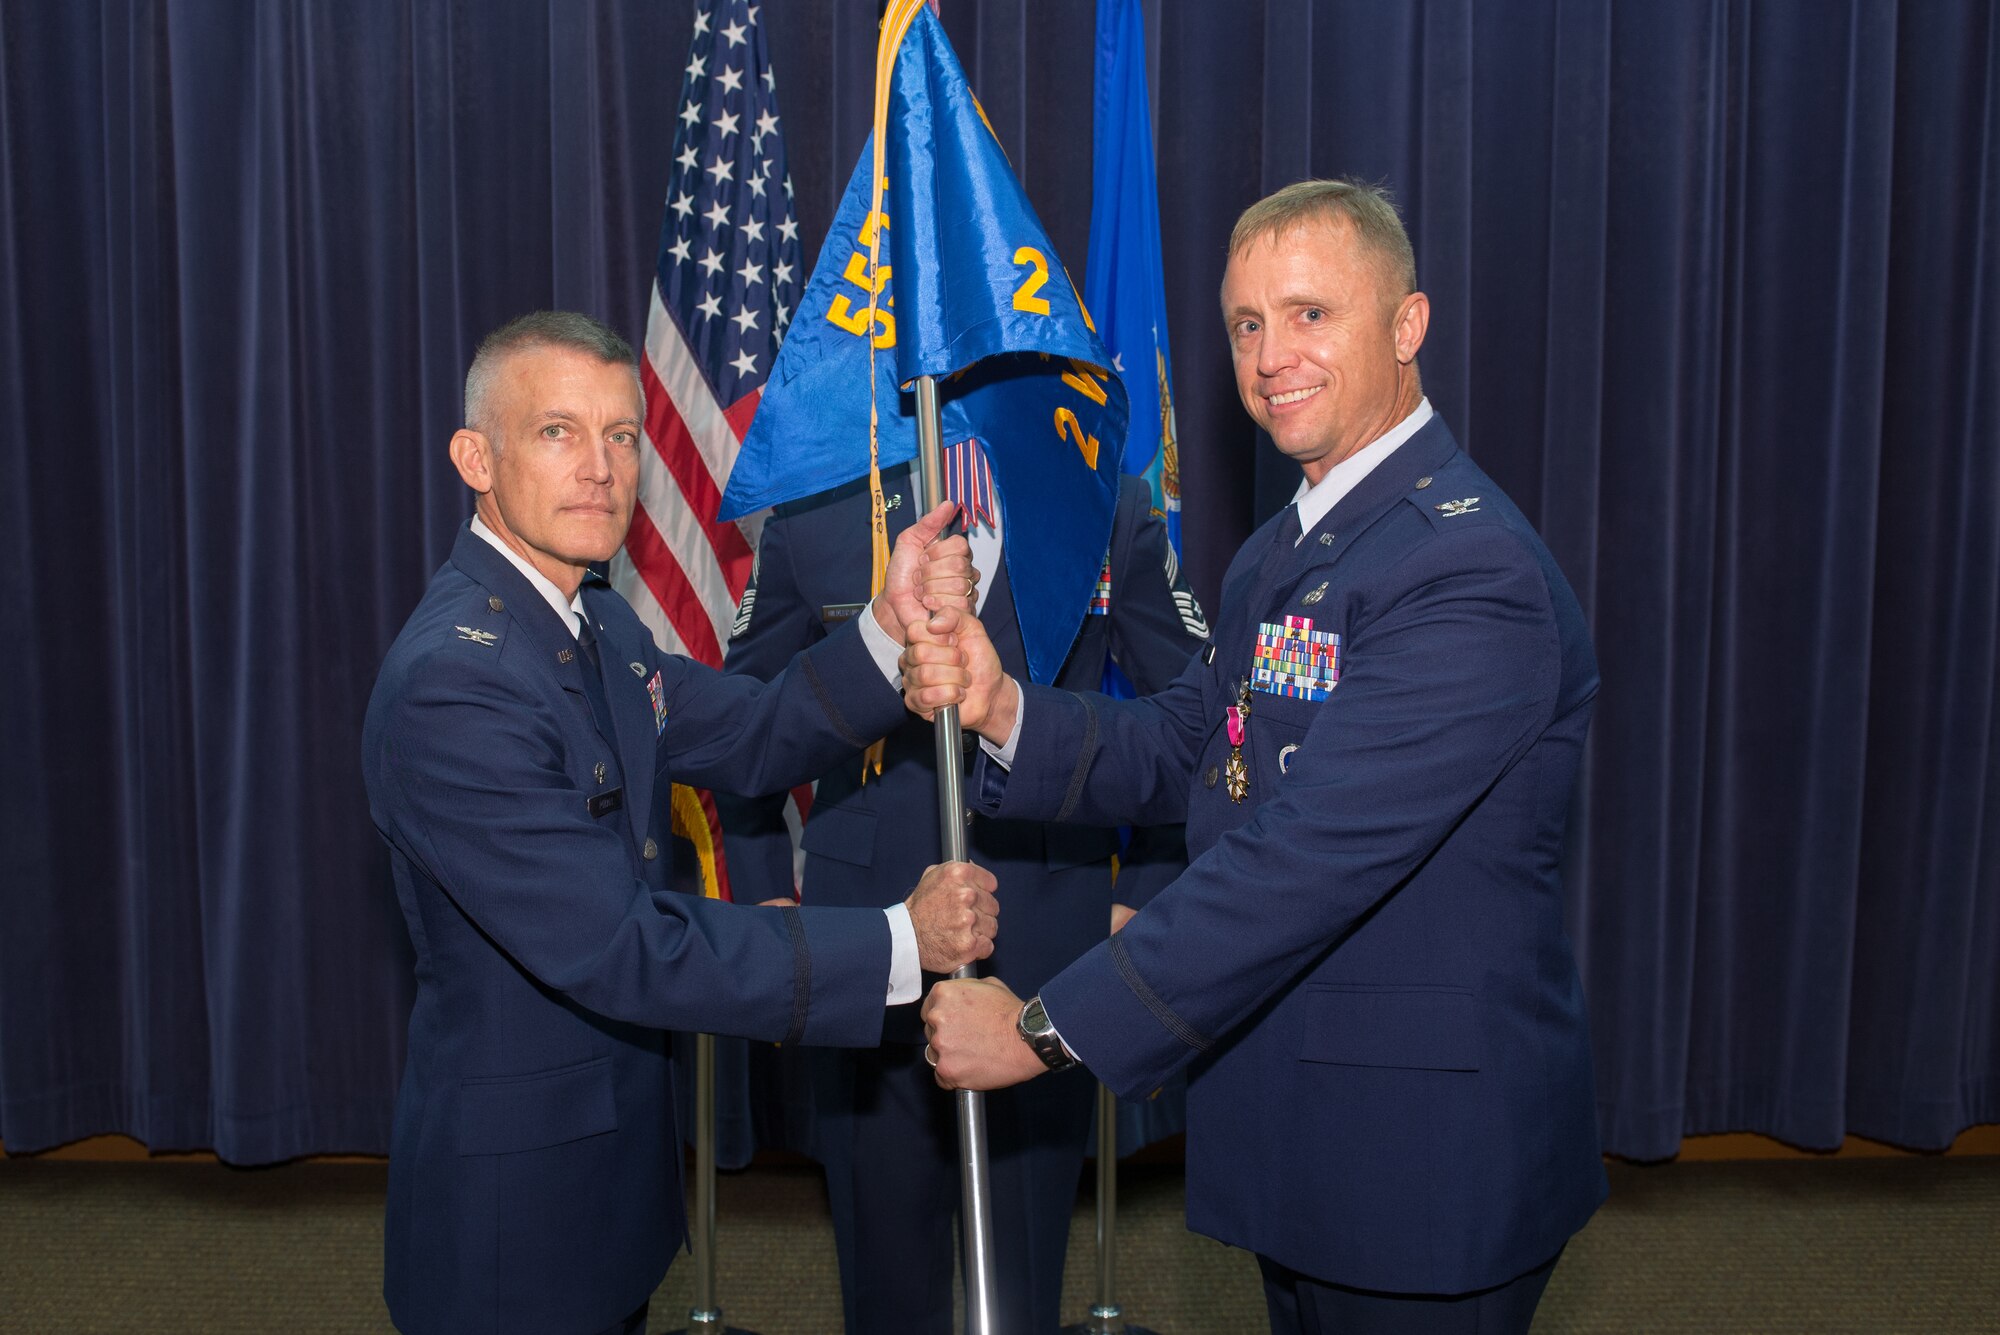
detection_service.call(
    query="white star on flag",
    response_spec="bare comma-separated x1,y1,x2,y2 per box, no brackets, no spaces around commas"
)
614,0,806,735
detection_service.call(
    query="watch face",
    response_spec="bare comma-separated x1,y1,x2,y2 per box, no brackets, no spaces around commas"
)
1021,998,1048,1034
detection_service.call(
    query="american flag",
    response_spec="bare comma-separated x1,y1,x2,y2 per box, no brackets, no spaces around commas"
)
611,0,805,900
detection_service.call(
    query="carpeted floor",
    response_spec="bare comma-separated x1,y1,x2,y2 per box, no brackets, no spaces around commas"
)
0,1155,1994,1332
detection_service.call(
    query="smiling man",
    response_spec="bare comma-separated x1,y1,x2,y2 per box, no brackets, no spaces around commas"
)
908,181,1606,1334
362,311,998,1335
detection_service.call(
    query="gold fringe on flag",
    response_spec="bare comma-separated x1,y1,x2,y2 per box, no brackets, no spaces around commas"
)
858,0,932,785
670,782,726,899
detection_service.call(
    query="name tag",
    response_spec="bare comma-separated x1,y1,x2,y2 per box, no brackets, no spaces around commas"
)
588,788,625,819
819,602,868,624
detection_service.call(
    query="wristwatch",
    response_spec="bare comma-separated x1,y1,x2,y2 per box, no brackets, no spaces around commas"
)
1017,995,1080,1072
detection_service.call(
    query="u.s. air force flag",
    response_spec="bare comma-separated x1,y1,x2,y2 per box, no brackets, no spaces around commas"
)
1086,0,1181,553
721,0,1127,686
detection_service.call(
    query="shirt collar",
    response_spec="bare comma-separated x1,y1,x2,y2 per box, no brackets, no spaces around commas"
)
1291,398,1434,538
469,514,586,637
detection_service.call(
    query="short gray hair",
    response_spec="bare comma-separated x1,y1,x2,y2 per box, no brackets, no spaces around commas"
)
1229,178,1417,309
464,310,637,433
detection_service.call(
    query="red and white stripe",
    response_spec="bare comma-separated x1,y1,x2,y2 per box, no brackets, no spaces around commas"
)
615,286,765,666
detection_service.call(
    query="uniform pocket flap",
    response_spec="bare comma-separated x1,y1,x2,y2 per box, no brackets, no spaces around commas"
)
458,1056,617,1156
800,802,878,868
1299,985,1479,1072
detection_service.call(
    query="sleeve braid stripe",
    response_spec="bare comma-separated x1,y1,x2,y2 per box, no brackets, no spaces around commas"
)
1110,934,1212,1053
800,652,869,751
781,906,811,1045
1055,691,1098,824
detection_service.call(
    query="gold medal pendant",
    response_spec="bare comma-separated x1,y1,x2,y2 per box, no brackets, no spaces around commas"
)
1224,748,1250,803
1224,680,1251,804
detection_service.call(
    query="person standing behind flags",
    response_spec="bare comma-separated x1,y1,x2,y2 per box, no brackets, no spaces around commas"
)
717,446,1208,1335
912,179,1606,1335
361,312,999,1335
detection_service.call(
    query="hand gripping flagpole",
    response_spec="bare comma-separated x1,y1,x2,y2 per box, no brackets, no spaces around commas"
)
913,375,1001,1335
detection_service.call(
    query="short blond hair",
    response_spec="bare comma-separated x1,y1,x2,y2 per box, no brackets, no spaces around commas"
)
1229,178,1417,307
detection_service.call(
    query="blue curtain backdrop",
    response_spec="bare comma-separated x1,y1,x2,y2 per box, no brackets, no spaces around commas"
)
1,0,1993,1164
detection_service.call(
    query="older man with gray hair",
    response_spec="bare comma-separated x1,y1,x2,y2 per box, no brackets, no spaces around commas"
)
363,311,997,1335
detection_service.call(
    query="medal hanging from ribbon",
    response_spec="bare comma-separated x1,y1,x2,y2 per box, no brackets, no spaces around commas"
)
1224,678,1251,803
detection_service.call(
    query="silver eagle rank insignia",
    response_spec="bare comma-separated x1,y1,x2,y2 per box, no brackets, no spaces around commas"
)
455,625,499,646
1434,498,1482,518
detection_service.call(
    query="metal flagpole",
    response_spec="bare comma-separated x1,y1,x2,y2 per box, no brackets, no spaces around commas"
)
913,374,1000,1335
1063,1083,1160,1334
669,1032,757,1335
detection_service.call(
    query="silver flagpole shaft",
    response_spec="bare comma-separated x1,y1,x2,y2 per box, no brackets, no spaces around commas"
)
671,1032,755,1333
1061,1082,1161,1334
689,1032,723,1333
1093,1082,1120,1330
914,373,998,1335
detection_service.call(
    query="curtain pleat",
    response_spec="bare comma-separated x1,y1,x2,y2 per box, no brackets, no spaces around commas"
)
1,0,1993,1164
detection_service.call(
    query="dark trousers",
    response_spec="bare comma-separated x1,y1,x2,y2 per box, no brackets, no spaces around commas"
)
818,1041,1095,1335
1260,1249,1562,1335
590,1299,648,1335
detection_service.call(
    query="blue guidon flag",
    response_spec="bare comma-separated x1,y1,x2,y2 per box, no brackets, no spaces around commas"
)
721,0,1127,687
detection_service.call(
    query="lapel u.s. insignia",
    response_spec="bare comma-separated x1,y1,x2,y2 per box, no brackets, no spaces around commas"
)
1300,581,1328,607
1435,497,1482,517
646,670,667,736
455,625,498,646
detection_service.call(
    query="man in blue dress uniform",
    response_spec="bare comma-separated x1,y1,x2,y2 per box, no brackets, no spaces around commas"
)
362,312,997,1335
719,456,1207,1334
912,181,1606,1334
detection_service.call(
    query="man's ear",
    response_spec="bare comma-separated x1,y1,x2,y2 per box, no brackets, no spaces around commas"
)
449,429,495,495
1393,291,1430,364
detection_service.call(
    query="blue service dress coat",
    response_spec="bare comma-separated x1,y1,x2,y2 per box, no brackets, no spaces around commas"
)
361,523,912,1335
717,466,1207,1333
975,416,1608,1297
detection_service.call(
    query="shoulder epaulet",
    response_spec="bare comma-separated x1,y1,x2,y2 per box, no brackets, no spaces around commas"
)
441,590,513,652
1406,469,1503,532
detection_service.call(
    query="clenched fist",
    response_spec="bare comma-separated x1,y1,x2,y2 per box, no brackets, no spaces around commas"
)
872,501,981,645
921,976,1047,1091
904,860,1000,974
901,605,1017,739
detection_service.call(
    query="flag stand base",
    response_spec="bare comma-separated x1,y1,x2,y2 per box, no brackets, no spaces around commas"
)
1062,1315,1162,1335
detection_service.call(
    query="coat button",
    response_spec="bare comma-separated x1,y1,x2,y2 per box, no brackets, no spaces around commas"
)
594,761,606,785
1204,765,1220,788
488,596,505,611
1414,476,1433,490
642,838,659,861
